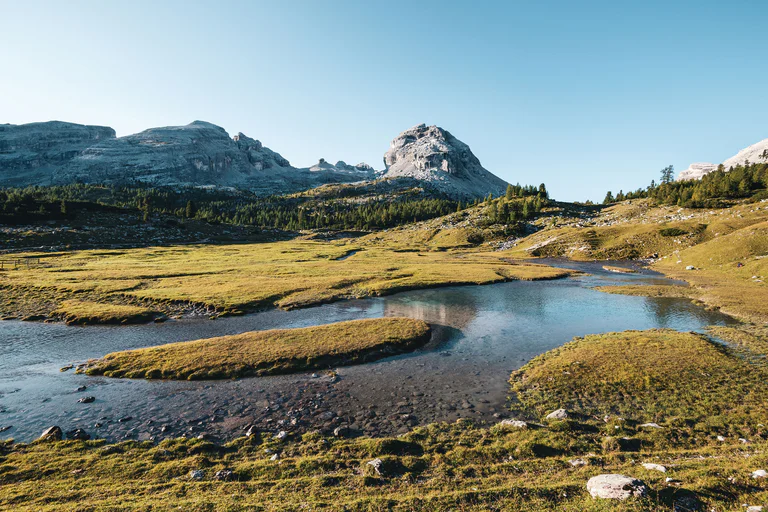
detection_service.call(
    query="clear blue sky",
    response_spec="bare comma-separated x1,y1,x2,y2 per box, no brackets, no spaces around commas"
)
2,1,766,201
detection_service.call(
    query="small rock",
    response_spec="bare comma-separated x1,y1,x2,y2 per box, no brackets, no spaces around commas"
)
60,365,74,372
270,453,279,461
638,422,662,429
274,430,288,441
38,426,63,441
641,463,667,473
214,469,233,481
244,425,258,437
67,428,91,440
717,435,726,441
569,458,588,467
118,416,133,423
188,470,204,480
78,396,96,404
739,438,749,444
499,419,528,429
746,506,764,512
586,474,649,500
751,469,768,479
333,425,350,438
0,426,12,433
546,409,569,420
367,458,385,476
75,386,88,392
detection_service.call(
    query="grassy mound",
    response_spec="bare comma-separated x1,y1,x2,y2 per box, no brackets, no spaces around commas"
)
52,299,158,325
510,329,768,436
82,317,431,380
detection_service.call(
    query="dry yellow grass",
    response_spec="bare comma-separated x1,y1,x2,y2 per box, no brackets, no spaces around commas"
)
82,317,431,379
52,299,157,325
0,240,572,322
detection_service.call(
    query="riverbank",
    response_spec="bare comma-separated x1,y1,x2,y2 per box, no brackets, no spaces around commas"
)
3,326,768,511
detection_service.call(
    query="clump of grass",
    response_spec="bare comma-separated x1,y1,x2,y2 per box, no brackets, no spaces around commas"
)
83,317,431,380
510,329,768,436
52,299,158,325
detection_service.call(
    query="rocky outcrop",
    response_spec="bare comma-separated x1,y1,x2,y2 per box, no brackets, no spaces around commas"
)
0,121,377,194
0,121,115,186
677,162,718,181
382,124,508,199
308,158,378,179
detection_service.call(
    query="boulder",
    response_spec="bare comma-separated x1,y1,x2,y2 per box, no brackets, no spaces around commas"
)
67,428,91,440
38,426,63,442
188,470,204,480
213,469,234,481
499,419,528,429
546,409,569,420
586,474,649,500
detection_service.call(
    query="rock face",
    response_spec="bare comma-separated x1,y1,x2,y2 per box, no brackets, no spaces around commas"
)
382,124,508,199
722,138,768,169
0,121,115,186
586,474,649,500
677,162,718,181
0,121,376,194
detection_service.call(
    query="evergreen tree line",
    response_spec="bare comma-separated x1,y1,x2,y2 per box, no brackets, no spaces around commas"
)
602,162,768,208
0,184,460,231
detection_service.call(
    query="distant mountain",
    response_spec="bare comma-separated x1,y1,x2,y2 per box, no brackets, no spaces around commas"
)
0,120,509,199
382,124,508,199
0,121,115,186
0,120,376,194
677,138,768,181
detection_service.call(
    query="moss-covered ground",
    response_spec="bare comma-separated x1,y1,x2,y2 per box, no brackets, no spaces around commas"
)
81,317,431,380
4,327,768,511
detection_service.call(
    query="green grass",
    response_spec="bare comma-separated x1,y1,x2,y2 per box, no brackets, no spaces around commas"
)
82,317,431,380
510,329,768,439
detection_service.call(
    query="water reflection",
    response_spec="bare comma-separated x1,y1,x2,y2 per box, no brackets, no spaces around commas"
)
0,262,737,442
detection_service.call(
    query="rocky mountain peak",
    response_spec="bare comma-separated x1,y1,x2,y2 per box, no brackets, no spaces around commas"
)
382,124,508,199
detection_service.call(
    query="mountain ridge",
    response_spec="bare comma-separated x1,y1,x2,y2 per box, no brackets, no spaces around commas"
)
0,120,508,199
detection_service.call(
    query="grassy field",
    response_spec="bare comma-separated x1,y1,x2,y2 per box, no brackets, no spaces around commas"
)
4,328,768,511
0,240,572,324
82,317,431,380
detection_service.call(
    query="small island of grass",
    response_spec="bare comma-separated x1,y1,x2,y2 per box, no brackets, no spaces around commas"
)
81,317,431,380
